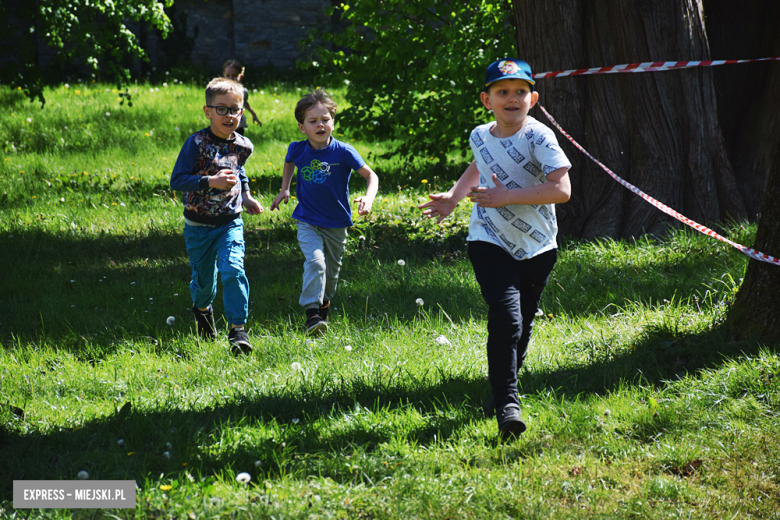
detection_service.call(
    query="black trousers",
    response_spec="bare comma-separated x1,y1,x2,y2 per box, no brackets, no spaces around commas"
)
468,241,557,408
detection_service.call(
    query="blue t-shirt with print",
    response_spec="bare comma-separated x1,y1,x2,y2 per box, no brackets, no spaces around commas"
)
286,137,365,228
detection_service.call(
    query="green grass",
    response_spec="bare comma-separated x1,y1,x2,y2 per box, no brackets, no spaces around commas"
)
1,80,779,519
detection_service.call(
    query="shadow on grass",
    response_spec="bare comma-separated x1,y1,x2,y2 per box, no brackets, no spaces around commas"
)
0,215,747,352
1,321,776,501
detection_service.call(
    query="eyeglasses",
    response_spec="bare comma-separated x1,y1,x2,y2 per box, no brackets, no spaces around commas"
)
207,105,244,116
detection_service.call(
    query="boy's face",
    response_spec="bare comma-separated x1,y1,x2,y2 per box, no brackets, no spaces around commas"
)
298,102,335,150
223,66,243,82
204,91,244,140
480,78,539,130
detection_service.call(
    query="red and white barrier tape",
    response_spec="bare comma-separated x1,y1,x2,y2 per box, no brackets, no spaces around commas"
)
537,105,779,265
533,56,780,79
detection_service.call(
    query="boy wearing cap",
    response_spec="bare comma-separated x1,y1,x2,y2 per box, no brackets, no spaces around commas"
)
419,58,572,438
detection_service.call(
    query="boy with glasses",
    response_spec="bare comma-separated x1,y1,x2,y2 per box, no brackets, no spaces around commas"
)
170,77,264,354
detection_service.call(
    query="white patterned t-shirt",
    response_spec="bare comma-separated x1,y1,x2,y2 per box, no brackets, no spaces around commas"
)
466,117,572,260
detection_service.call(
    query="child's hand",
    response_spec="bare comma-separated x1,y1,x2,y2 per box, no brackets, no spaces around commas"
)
354,195,374,216
242,193,264,215
270,189,290,211
468,174,509,208
210,170,239,190
419,193,458,224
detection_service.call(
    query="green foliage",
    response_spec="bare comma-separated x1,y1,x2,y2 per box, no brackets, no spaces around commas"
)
3,81,780,519
0,0,173,107
305,0,516,161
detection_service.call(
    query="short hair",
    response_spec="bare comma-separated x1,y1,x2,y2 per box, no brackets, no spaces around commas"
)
294,88,337,124
222,58,243,72
205,77,244,105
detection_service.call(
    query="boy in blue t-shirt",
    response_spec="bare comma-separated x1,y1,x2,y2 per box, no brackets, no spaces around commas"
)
419,58,572,438
270,88,379,335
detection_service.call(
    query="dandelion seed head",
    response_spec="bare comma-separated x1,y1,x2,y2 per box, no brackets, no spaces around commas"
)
166,316,176,326
117,439,125,446
291,418,300,425
416,298,424,306
255,459,263,467
435,335,451,346
236,472,251,484
345,345,352,352
163,451,171,459
397,259,405,266
77,470,89,480
291,362,302,371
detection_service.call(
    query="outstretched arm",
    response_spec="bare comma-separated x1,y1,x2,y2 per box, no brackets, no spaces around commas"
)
354,164,379,216
468,167,571,208
244,100,262,126
418,161,480,224
270,162,296,211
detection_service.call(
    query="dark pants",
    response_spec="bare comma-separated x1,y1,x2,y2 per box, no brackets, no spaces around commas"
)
468,241,557,408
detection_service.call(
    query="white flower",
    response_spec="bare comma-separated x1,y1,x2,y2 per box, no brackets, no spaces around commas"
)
64,83,70,88
105,112,110,117
236,472,251,484
397,259,405,266
416,298,424,306
435,335,451,346
27,118,32,123
260,90,264,95
344,345,352,352
274,99,280,103
163,83,168,87
291,418,300,425
77,470,89,480
254,459,263,467
163,451,171,459
117,439,125,446
291,362,302,371
166,316,176,326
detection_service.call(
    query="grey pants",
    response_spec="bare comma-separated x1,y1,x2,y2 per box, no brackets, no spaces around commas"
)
297,221,348,310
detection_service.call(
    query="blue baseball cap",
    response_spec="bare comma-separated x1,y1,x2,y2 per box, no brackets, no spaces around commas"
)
484,58,535,91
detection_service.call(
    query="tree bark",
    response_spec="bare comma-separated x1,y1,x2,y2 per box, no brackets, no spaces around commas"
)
722,2,780,340
511,0,780,340
511,0,749,239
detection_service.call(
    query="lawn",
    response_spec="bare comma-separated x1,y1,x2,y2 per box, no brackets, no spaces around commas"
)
1,78,778,519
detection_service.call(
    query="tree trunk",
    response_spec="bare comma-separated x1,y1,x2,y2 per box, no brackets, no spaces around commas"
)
723,3,780,341
511,0,780,340
511,0,752,239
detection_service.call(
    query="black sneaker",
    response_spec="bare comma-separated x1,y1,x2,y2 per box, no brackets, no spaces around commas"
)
305,308,328,336
318,300,331,322
497,403,527,438
228,327,253,355
193,305,217,340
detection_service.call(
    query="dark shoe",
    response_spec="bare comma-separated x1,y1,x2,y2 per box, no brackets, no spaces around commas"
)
228,327,253,355
318,300,330,322
497,403,527,438
305,309,328,336
193,305,217,340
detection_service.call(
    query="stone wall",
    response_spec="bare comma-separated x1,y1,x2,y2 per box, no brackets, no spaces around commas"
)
160,0,333,74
